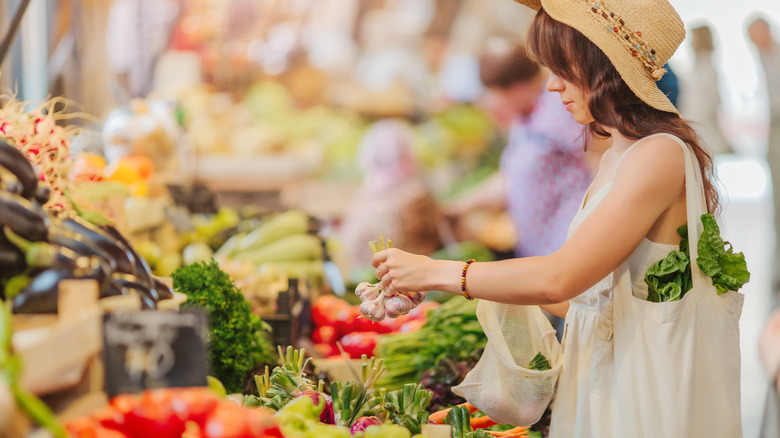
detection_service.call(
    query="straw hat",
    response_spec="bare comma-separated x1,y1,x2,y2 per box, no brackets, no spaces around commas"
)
513,0,684,114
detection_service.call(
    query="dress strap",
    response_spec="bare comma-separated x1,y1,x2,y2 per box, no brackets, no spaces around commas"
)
608,133,674,185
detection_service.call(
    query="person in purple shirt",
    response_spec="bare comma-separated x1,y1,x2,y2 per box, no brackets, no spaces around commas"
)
450,43,599,258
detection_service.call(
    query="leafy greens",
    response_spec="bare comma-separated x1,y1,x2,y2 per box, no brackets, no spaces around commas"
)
644,213,749,302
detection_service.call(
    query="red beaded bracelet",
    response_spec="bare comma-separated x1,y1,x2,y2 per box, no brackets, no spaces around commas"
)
461,259,476,300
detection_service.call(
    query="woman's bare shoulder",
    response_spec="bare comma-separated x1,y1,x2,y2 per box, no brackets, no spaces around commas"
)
613,134,686,200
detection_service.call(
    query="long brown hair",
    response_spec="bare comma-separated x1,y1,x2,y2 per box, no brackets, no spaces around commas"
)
527,9,719,213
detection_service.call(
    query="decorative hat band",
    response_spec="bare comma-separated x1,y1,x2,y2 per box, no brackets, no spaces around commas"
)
586,1,667,81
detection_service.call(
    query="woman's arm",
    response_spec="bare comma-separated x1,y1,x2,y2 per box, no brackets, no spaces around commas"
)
373,136,686,304
540,302,569,319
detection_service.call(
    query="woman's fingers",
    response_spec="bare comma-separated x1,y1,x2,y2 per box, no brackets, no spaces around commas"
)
375,262,389,280
371,249,391,268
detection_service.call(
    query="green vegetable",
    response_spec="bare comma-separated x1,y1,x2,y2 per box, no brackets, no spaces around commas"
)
331,381,381,427
378,298,485,389
527,352,551,371
11,383,67,438
207,375,227,398
644,214,750,302
172,259,274,393
0,298,66,438
382,384,433,434
697,214,751,295
274,395,353,438
445,405,472,438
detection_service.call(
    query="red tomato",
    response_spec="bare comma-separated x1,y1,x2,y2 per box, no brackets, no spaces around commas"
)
182,421,205,438
313,342,337,358
311,295,350,327
311,325,337,344
338,332,379,358
123,391,186,438
91,406,126,430
170,388,219,426
202,402,253,438
110,393,140,415
67,418,130,438
246,408,282,437
398,318,425,333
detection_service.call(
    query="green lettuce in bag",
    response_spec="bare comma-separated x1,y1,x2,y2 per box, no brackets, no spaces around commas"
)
644,213,750,302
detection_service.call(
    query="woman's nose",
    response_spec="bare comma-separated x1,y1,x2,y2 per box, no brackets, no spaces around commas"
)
546,73,564,93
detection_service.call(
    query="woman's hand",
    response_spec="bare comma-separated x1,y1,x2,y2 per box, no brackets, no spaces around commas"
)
372,248,462,295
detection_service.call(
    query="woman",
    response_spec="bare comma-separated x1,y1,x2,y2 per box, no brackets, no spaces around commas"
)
371,0,743,436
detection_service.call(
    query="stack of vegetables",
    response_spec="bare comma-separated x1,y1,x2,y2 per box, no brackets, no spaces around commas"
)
172,260,275,395
311,295,437,359
0,96,76,213
215,210,324,283
0,139,174,312
65,387,284,437
243,346,433,437
377,298,486,409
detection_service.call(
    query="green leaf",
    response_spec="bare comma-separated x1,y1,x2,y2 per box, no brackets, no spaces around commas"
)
696,213,750,294
527,352,551,371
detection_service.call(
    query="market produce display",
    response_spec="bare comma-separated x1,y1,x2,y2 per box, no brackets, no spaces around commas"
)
240,348,451,438
644,213,750,302
172,260,275,394
65,387,283,438
378,298,485,392
311,295,437,359
0,96,77,213
0,139,174,311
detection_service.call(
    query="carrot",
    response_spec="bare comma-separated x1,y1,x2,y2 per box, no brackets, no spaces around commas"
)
504,426,529,434
429,402,479,424
470,415,499,429
488,432,529,438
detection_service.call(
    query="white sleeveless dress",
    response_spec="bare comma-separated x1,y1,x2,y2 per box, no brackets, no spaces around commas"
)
548,133,743,437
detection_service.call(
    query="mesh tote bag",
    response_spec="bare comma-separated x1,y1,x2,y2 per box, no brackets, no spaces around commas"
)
452,301,562,426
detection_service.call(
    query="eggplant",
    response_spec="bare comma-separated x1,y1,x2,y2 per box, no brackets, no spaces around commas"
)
47,230,118,273
53,217,137,276
111,273,157,309
0,140,38,199
0,234,25,276
152,277,174,300
12,254,107,314
33,185,50,205
100,279,127,299
0,192,49,242
101,225,154,286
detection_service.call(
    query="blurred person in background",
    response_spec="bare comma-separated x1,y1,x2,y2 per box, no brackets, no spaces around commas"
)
749,17,780,290
680,25,733,156
339,119,443,274
449,42,596,259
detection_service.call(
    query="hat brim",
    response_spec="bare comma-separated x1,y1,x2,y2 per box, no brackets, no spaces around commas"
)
513,0,678,115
